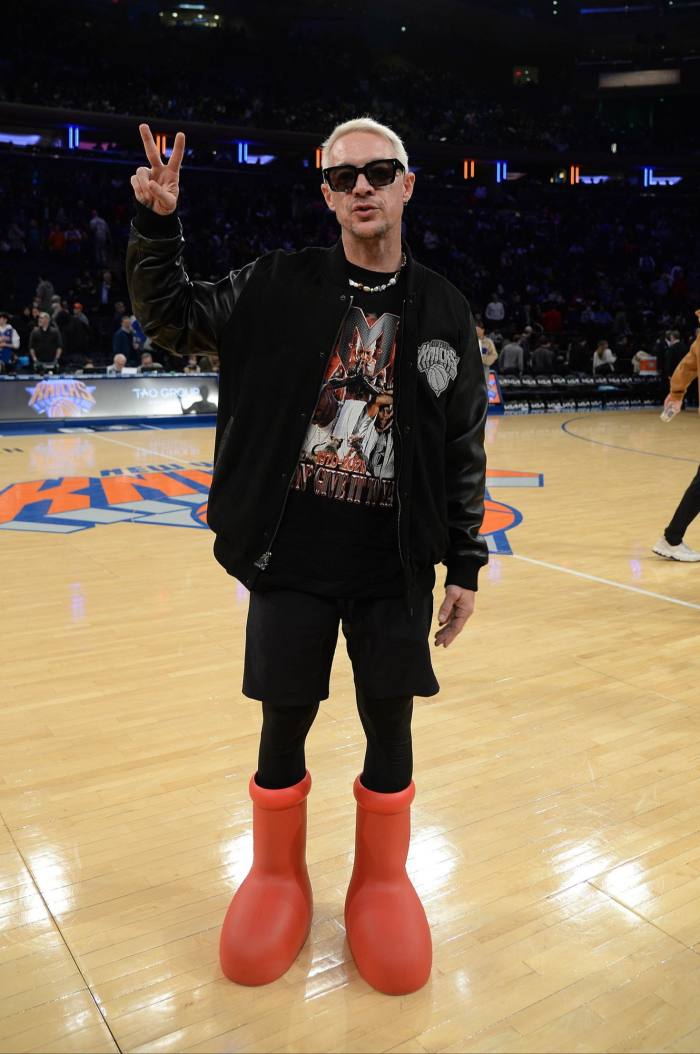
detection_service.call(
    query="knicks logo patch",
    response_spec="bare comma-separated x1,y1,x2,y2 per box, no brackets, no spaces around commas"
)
0,463,542,552
417,340,458,397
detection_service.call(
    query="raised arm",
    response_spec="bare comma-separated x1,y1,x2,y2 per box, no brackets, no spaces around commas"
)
126,124,253,357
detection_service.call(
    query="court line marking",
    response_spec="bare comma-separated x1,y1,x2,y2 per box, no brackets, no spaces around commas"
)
561,416,698,464
512,553,700,611
92,431,213,467
87,431,700,613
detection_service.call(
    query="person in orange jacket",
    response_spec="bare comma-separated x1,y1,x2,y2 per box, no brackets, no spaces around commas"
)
652,309,700,562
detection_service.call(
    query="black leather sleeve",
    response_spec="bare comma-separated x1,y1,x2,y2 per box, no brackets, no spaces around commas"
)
125,203,254,355
443,303,489,591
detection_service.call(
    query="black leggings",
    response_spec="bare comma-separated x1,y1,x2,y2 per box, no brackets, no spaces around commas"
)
255,687,414,793
665,465,700,546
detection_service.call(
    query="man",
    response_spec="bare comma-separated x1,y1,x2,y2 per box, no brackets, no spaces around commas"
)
112,315,135,364
0,311,20,373
138,350,163,372
652,310,700,562
531,336,555,375
126,117,488,996
29,311,62,371
476,320,498,382
499,333,524,376
107,352,128,375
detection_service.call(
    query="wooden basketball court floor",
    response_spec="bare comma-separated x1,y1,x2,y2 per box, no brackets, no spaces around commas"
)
2,408,700,1054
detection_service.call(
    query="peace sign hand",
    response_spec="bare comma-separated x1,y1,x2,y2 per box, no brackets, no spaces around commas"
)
130,123,186,216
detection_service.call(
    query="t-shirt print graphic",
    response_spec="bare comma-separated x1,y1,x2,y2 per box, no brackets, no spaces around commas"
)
292,307,399,510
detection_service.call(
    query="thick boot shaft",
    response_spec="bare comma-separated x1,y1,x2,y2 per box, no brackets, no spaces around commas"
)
220,769,313,986
344,775,432,995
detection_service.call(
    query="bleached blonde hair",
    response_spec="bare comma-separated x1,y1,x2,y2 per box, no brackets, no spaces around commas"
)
321,117,409,170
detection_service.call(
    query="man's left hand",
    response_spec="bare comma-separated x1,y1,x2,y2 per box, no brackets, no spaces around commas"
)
434,585,476,648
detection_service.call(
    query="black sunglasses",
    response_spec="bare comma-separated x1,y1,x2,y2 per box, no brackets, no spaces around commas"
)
322,158,405,193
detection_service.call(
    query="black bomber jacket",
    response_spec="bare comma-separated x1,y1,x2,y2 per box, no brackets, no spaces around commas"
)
126,203,489,606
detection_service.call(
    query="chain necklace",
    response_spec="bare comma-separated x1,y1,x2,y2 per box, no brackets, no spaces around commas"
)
347,253,407,294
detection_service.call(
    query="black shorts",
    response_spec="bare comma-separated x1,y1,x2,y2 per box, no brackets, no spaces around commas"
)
242,586,440,706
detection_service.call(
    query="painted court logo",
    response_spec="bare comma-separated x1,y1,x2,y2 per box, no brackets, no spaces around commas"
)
0,462,543,551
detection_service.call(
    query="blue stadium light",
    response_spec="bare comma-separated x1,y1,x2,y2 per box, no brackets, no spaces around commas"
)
579,174,610,184
237,141,249,164
496,161,508,183
580,4,654,11
68,125,80,149
0,132,41,146
642,166,682,186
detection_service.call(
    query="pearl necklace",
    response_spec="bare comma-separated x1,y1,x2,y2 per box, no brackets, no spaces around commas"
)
348,253,407,294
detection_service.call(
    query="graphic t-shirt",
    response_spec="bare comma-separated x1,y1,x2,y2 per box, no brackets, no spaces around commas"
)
254,262,407,597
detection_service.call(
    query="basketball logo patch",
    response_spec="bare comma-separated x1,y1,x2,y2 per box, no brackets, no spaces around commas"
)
417,340,458,397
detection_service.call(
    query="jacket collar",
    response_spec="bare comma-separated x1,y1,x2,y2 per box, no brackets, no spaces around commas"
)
327,236,425,298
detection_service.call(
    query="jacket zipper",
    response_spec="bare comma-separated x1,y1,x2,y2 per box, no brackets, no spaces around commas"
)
254,295,355,571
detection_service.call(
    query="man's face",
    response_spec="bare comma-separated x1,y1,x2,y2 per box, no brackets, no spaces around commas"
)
321,131,415,243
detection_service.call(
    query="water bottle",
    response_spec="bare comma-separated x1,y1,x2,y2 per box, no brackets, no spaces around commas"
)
660,403,680,423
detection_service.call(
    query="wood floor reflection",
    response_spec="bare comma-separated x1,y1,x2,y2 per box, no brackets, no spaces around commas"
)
2,410,700,1053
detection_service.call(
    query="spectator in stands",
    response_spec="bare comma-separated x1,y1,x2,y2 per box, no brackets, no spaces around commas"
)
111,300,128,333
0,311,20,373
664,330,687,379
139,350,163,372
184,353,201,374
89,209,111,267
592,339,616,375
73,302,90,328
541,303,563,334
63,303,91,362
531,337,555,375
29,311,63,371
112,315,135,363
475,321,498,382
35,275,55,312
107,352,128,374
499,334,524,376
98,269,115,312
485,293,505,325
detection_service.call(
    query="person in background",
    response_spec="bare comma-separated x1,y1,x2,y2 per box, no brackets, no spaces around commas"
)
531,336,555,374
485,292,505,325
89,209,111,267
35,275,55,312
29,311,63,371
498,333,524,376
592,339,616,375
107,352,128,375
664,330,687,380
476,320,498,382
0,311,20,373
112,315,135,364
63,302,92,363
652,311,700,562
138,350,164,372
184,353,201,373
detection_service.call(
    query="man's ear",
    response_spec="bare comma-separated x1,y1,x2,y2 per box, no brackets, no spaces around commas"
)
321,182,335,212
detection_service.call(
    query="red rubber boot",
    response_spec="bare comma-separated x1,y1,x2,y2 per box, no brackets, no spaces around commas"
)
220,769,313,985
344,774,432,995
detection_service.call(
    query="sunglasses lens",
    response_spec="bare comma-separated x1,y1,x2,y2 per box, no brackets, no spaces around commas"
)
328,166,356,192
366,161,398,187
